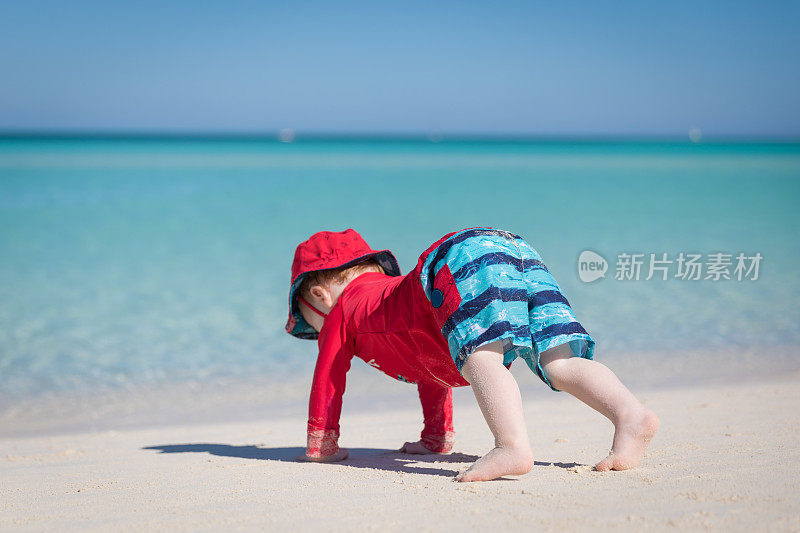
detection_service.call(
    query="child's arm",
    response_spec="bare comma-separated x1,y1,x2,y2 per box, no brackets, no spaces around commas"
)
298,305,354,462
400,382,454,454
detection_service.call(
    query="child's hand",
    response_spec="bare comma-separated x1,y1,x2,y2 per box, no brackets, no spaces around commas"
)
296,448,349,463
399,440,444,454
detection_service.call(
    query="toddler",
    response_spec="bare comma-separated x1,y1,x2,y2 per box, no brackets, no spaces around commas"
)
285,227,658,482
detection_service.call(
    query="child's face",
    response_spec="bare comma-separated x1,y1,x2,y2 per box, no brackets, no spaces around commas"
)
298,278,351,333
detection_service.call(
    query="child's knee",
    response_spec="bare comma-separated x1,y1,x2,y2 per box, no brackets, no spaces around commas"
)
461,346,506,384
539,342,574,368
538,343,575,389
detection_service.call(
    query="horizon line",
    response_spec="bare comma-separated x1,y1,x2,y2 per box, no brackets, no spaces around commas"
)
1,129,799,144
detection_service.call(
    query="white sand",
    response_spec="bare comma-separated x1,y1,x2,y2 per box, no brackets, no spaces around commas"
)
2,377,799,532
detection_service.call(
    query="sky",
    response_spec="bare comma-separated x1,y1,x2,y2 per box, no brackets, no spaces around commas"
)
1,0,798,137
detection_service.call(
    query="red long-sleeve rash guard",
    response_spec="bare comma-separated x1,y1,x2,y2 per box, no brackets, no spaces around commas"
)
306,259,470,458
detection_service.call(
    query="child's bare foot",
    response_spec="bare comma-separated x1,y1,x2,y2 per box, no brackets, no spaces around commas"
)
455,444,534,482
595,407,659,471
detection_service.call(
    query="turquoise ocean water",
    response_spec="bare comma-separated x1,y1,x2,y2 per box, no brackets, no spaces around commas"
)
1,138,799,414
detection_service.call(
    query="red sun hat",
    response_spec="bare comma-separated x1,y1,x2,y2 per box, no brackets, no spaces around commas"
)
285,229,401,339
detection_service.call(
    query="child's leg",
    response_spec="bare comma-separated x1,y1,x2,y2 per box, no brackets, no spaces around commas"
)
539,343,659,471
456,340,534,482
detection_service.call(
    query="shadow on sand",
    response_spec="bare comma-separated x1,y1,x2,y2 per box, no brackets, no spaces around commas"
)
142,443,586,479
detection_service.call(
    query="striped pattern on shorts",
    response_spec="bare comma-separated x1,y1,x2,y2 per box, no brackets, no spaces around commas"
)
419,228,595,391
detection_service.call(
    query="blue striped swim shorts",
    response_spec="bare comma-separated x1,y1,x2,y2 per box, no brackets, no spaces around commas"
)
419,228,595,391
